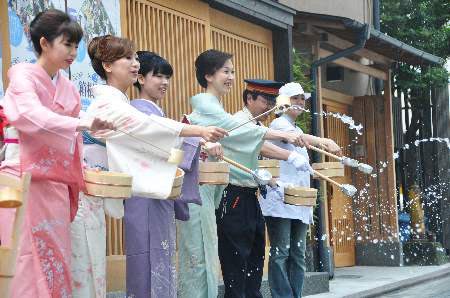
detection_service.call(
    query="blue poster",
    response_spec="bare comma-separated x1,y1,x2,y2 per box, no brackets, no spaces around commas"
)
8,0,65,65
67,0,121,111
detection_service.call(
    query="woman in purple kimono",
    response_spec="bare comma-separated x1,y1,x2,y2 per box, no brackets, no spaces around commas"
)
125,51,223,297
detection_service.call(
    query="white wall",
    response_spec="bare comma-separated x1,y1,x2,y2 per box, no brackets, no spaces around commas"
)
279,0,373,24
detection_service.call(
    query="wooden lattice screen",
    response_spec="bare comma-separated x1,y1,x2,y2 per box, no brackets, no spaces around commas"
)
211,27,273,114
125,0,207,120
106,0,274,256
323,101,356,267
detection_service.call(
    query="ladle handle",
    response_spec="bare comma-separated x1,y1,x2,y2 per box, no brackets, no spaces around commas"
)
221,156,253,174
312,169,342,188
227,105,278,133
309,145,342,161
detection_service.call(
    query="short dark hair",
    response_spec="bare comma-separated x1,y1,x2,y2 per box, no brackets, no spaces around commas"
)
242,89,276,106
134,51,173,90
88,35,135,80
195,49,232,88
30,9,83,55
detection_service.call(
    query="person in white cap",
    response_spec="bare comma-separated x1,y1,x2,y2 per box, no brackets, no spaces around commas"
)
260,82,337,298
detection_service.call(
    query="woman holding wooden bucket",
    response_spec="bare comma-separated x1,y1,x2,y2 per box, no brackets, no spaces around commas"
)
260,83,339,297
1,10,115,298
124,51,223,297
70,36,227,297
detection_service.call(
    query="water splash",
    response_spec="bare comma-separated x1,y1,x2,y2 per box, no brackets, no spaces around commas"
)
394,137,450,159
293,105,364,135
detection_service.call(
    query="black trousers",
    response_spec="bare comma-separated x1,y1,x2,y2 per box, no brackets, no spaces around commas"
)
216,184,266,298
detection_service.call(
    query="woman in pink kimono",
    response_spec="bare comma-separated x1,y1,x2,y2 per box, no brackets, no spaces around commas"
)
2,9,113,298
70,35,227,298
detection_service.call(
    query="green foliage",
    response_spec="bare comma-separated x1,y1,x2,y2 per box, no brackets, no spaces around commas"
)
292,49,314,92
292,49,313,134
381,0,449,89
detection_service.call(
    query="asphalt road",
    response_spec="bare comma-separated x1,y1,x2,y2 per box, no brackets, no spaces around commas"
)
378,274,450,298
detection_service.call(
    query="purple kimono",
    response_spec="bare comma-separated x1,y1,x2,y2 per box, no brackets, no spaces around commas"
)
124,99,201,297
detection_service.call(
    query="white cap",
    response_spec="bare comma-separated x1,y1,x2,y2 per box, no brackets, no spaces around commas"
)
279,82,304,97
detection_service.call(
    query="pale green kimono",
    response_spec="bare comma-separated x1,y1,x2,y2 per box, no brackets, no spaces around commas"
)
177,93,267,298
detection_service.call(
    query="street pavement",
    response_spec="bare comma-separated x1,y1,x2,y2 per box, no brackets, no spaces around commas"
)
379,275,450,297
307,264,450,297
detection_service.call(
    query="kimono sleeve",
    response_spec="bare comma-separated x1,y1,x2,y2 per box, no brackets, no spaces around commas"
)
179,137,201,171
190,101,268,147
4,71,79,153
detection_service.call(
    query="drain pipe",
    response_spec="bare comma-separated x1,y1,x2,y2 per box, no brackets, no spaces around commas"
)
311,23,370,276
373,0,382,94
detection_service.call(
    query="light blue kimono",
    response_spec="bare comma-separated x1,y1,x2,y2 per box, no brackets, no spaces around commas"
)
177,93,267,298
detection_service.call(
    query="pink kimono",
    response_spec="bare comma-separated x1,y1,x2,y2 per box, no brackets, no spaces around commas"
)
3,63,84,298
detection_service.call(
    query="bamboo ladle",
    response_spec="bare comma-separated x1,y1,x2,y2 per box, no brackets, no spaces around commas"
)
227,95,292,133
312,169,357,197
221,156,272,185
310,145,373,174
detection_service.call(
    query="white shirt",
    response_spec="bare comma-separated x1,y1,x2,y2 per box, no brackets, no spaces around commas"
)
259,114,314,224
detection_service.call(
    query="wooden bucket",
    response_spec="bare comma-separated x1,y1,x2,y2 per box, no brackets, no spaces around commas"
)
258,159,280,178
84,170,133,199
312,162,344,178
284,186,317,206
167,168,185,200
199,162,230,185
0,172,31,208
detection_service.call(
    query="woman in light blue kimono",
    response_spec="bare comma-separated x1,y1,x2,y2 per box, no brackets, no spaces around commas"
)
178,49,316,298
125,51,224,298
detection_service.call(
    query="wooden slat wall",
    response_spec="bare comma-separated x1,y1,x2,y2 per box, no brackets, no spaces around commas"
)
124,0,207,120
211,27,273,114
323,101,355,267
351,98,370,240
0,0,11,90
106,217,124,255
107,0,274,257
352,95,398,241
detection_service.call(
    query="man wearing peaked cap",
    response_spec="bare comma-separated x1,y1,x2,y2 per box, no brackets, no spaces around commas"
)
219,78,316,297
242,79,284,124
245,79,284,95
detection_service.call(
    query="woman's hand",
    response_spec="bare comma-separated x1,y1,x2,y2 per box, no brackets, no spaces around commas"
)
204,142,224,159
77,117,115,132
201,126,228,143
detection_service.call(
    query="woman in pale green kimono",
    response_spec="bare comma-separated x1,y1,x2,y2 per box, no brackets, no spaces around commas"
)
177,49,313,298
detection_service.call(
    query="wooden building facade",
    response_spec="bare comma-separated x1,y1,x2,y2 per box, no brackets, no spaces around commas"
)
1,0,296,292
285,8,445,270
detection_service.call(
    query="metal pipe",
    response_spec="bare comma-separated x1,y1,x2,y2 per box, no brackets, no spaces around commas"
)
373,0,380,30
310,23,369,275
373,0,381,94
